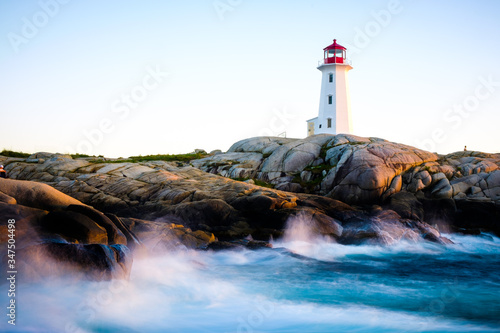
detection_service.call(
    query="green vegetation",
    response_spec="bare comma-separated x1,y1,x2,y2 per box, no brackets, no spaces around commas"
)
319,145,329,160
231,177,249,182
304,163,335,174
253,179,274,188
292,162,336,193
89,152,208,164
231,177,274,188
292,171,324,193
71,153,92,159
0,149,30,158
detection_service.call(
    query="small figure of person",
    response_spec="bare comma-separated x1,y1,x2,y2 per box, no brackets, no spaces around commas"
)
464,146,467,152
0,165,6,178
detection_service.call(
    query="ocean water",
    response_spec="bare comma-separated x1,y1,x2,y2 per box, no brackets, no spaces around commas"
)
2,224,500,332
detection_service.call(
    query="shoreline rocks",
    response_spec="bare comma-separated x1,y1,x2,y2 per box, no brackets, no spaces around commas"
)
192,135,500,236
1,147,457,247
2,133,499,281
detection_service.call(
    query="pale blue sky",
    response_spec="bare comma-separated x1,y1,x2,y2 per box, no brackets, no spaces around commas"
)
1,0,499,157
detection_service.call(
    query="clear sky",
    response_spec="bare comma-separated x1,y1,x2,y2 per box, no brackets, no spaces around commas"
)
1,0,499,157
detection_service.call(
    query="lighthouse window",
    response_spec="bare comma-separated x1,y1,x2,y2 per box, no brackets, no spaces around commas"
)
328,95,333,104
327,118,332,128
329,73,333,82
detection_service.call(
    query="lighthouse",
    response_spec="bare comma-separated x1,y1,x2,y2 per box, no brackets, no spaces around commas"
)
307,39,353,136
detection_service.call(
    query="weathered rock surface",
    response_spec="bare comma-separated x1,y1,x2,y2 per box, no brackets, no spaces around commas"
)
120,217,216,251
194,134,439,204
0,178,83,210
192,135,500,206
1,148,455,247
1,133,498,273
191,135,500,235
0,178,216,280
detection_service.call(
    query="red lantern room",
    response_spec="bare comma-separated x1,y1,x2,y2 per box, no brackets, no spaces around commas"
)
323,39,346,64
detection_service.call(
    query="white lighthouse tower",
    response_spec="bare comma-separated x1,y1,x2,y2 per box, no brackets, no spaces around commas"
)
307,39,353,136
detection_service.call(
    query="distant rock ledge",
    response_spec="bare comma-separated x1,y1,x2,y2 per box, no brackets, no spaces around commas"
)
1,134,499,279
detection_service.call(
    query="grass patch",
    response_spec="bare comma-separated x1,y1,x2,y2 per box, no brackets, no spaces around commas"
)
292,162,336,193
71,153,93,159
319,145,329,160
232,177,250,182
0,149,30,158
89,153,208,164
254,179,274,188
293,173,324,193
304,163,334,174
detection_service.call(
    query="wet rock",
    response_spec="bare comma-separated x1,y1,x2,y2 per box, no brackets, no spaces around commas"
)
121,217,217,250
246,240,273,249
206,241,244,251
42,210,109,244
340,210,423,245
17,242,132,281
66,204,127,245
105,213,143,250
454,200,500,236
385,192,424,221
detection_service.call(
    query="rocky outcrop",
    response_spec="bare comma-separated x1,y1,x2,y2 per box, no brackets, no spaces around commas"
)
1,149,454,246
191,135,500,236
7,135,499,279
193,134,440,204
0,178,217,281
192,135,500,206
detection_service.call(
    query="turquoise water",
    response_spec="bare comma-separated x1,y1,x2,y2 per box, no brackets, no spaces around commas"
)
2,233,500,333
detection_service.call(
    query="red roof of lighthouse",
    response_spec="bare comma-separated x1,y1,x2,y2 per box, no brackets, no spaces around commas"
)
323,39,346,51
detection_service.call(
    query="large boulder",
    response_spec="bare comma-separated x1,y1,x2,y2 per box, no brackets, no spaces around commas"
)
339,210,451,246
121,217,216,250
191,135,439,204
65,204,127,245
0,179,136,281
325,140,438,204
228,137,296,154
0,178,83,210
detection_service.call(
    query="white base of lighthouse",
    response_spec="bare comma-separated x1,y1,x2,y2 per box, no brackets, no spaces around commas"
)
307,62,353,136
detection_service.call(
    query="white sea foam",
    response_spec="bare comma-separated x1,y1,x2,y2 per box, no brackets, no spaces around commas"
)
1,246,498,333
2,215,499,333
273,213,500,261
